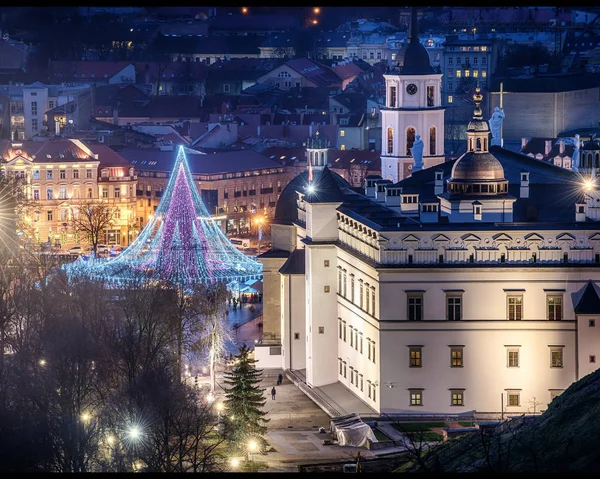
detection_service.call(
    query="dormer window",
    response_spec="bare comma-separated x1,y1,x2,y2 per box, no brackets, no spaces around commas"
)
422,203,438,213
521,172,529,182
402,195,418,204
435,171,443,181
473,202,482,220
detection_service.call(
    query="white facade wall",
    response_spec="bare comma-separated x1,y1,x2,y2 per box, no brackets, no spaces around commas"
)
305,244,339,387
378,325,576,414
281,273,306,371
577,313,600,379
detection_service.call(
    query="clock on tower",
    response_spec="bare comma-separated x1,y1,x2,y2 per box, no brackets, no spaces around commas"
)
406,83,418,95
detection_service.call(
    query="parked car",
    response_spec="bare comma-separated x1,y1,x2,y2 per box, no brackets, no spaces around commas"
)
68,246,83,255
87,244,110,254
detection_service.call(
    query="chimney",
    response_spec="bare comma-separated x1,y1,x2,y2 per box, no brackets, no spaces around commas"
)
520,170,530,199
434,169,444,195
521,137,528,149
545,140,552,155
364,176,381,199
113,108,118,126
559,140,565,155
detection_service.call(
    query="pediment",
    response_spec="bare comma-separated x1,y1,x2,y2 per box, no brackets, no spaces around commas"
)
4,155,32,167
492,233,513,242
556,232,575,241
589,233,600,241
524,232,544,242
432,234,450,243
461,233,481,242
402,234,420,243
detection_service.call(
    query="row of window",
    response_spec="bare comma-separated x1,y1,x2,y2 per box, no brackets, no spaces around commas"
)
386,126,436,157
405,291,566,321
40,207,126,223
338,268,376,316
406,345,568,369
32,169,94,180
338,319,376,364
447,55,488,64
451,69,487,79
408,388,543,408
33,187,94,200
337,359,378,403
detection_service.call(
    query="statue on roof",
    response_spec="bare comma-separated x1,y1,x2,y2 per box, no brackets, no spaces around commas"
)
489,106,505,147
410,134,424,173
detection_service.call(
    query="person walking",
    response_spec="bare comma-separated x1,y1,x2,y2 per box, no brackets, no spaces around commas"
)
277,373,283,385
271,386,276,400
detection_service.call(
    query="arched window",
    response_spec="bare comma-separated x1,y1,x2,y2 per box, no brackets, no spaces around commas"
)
596,152,600,169
476,138,482,151
406,127,415,156
429,126,436,155
484,138,488,151
320,151,325,165
387,127,394,155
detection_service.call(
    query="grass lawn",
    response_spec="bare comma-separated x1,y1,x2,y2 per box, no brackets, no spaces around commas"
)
406,431,443,442
458,421,475,427
391,422,446,433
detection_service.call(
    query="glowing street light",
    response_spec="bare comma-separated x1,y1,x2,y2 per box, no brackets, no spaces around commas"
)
81,412,91,423
128,426,142,441
312,19,318,25
106,434,115,446
230,457,240,470
313,7,320,14
306,184,316,194
248,439,258,469
206,392,215,403
584,179,594,191
241,7,248,14
39,359,47,367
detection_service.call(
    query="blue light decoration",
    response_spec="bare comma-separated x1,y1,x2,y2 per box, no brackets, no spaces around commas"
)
64,146,263,289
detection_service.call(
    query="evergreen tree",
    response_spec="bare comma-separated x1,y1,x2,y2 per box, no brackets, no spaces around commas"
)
221,344,269,452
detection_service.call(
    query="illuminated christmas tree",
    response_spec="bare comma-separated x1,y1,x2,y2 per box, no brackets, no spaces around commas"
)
64,146,262,289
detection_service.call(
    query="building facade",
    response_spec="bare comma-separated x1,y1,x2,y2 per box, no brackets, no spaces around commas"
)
257,87,600,417
0,139,137,249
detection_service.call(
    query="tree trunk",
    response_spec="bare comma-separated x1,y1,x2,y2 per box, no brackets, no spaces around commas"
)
209,314,217,393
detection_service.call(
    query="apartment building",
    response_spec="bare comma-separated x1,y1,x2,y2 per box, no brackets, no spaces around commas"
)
0,139,137,249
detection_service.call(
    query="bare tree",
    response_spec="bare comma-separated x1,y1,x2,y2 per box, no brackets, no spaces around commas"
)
70,199,118,255
195,281,231,393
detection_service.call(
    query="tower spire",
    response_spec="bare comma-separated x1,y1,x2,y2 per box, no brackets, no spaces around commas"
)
410,7,419,43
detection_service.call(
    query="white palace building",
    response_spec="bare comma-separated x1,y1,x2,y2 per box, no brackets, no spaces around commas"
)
257,13,600,417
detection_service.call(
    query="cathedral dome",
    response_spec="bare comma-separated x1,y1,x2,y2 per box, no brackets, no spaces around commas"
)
451,152,505,181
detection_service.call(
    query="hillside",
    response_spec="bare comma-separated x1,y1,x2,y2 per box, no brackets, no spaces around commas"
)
397,369,600,473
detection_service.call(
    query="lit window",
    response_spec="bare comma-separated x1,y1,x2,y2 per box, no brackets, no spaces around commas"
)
340,130,345,137
340,145,345,151
448,95,453,103
507,296,523,320
482,70,487,78
550,347,563,368
547,295,563,320
465,70,470,77
409,346,422,367
410,390,423,406
473,70,479,78
450,347,463,367
451,390,464,406
456,70,462,78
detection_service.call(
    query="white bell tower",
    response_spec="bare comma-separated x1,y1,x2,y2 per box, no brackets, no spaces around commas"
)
381,7,445,183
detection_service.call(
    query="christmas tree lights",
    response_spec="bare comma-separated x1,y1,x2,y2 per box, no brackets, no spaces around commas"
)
64,146,263,289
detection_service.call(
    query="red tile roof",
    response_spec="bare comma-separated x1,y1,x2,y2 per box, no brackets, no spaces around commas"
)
285,58,342,87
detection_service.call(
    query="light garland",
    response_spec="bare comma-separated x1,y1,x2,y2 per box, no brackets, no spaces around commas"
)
63,146,263,289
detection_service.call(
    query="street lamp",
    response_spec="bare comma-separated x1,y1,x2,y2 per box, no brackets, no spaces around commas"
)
128,426,141,441
81,412,91,423
39,359,47,367
230,457,240,471
248,439,258,470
